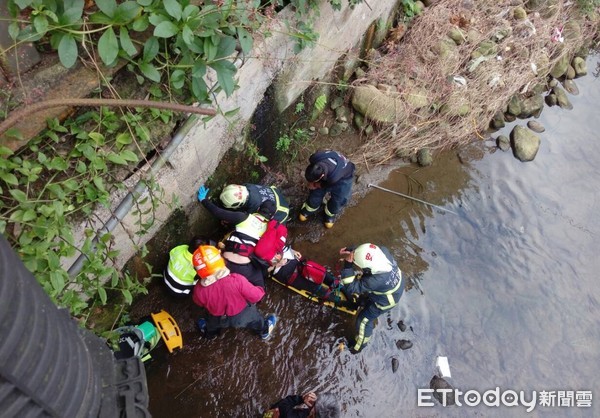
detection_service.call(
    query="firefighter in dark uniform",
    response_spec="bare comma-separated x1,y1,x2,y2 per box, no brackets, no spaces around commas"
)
219,183,290,223
299,150,355,228
339,243,404,353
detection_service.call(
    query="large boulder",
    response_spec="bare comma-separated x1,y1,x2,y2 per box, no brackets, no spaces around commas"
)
506,95,522,117
351,85,403,123
562,20,581,42
511,125,541,162
553,85,573,110
572,56,588,77
434,37,461,77
518,94,544,118
550,54,570,79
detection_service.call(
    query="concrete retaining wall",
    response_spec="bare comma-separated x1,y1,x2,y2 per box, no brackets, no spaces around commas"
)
67,1,399,272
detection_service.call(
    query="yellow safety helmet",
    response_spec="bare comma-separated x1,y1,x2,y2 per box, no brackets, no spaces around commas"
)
192,245,226,279
353,243,393,275
151,310,183,353
220,184,249,209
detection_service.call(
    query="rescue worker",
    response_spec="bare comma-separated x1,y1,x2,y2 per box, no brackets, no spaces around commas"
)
192,245,277,340
264,392,340,418
198,185,275,288
298,150,355,228
220,183,290,223
163,236,215,297
339,243,404,353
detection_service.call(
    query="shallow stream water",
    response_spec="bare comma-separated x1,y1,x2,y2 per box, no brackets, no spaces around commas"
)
140,56,600,418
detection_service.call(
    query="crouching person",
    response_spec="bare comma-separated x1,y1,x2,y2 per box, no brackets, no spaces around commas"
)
192,245,277,340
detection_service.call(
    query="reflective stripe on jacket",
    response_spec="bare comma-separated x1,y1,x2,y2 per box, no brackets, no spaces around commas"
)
163,245,197,294
245,183,290,223
341,246,404,310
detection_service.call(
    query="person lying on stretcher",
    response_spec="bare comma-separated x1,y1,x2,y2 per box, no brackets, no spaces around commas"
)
269,246,358,310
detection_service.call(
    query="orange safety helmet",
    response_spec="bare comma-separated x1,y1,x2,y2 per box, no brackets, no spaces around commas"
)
192,245,226,279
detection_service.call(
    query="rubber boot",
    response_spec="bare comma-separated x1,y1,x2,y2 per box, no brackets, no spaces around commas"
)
298,207,311,222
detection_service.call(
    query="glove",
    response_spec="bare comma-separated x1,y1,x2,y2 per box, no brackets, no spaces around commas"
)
197,185,209,201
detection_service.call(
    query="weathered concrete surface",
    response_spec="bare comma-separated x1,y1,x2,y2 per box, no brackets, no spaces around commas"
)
274,1,400,112
0,2,40,79
65,1,399,272
0,55,130,150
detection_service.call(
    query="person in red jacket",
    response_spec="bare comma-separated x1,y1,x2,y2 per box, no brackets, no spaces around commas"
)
192,245,277,340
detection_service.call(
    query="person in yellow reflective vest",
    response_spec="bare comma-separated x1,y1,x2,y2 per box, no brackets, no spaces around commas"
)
198,185,275,288
163,237,215,297
339,243,404,353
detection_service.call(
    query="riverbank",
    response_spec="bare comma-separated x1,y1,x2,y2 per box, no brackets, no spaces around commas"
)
123,0,600,301
138,52,600,417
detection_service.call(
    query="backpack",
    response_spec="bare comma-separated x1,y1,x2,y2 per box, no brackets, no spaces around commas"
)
300,260,327,285
254,220,288,263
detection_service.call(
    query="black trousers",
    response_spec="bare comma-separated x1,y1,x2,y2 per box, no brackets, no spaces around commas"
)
205,304,268,337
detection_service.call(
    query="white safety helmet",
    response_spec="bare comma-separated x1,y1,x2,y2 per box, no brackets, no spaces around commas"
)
220,184,249,209
353,243,393,275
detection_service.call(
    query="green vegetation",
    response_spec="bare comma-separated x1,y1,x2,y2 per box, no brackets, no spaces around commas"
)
576,0,600,15
245,140,268,164
275,126,311,160
401,0,420,21
0,0,364,320
314,94,327,112
6,0,363,102
0,106,175,316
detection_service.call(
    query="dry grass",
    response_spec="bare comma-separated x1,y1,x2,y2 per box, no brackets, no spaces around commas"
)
352,0,598,164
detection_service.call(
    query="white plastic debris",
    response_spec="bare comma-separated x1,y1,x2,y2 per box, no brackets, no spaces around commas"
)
436,356,451,378
452,75,467,86
530,62,538,75
488,74,501,88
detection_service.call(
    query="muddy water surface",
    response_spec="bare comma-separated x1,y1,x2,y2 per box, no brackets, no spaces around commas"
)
140,58,600,418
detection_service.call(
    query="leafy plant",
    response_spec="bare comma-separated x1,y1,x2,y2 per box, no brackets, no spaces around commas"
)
245,141,268,164
292,21,320,53
7,0,259,101
314,94,327,112
0,105,172,317
275,127,311,159
402,0,420,21
336,79,349,93
7,0,363,104
249,170,260,182
276,133,292,152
